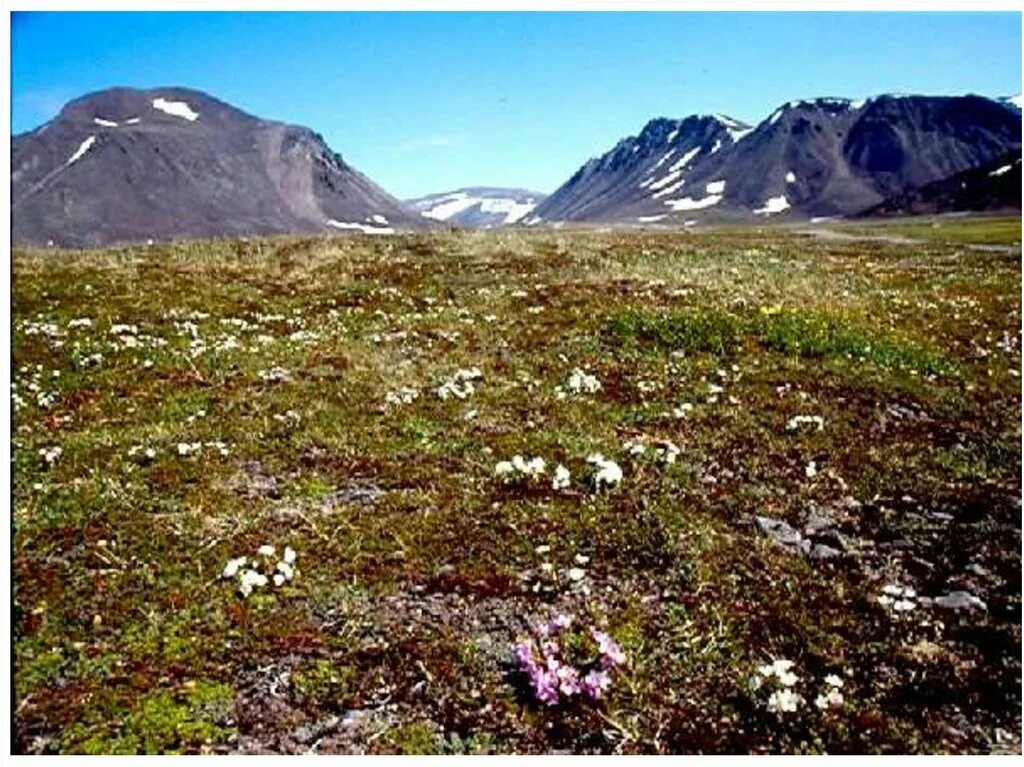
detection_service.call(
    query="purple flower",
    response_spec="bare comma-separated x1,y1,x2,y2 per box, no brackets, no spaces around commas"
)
528,666,561,706
592,630,627,669
555,663,581,697
548,613,573,634
581,669,612,700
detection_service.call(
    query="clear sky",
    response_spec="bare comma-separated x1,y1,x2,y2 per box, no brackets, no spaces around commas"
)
11,11,1022,199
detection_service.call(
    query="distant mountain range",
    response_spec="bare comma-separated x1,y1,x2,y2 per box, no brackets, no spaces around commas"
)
405,187,546,228
532,94,1022,225
12,87,431,248
10,88,1022,247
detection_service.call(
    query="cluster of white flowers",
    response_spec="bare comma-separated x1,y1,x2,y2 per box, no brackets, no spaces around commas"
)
258,367,291,383
528,547,592,595
750,659,804,714
385,387,420,406
436,368,482,400
273,410,302,426
786,415,825,432
176,441,230,457
551,464,572,490
495,455,547,482
127,445,158,460
222,544,298,597
623,437,681,466
637,379,659,395
751,659,847,715
814,674,845,710
67,317,94,329
877,583,917,612
587,453,623,490
39,446,63,465
556,368,602,399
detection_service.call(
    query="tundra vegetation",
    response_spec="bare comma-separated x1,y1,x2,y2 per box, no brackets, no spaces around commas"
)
12,217,1022,753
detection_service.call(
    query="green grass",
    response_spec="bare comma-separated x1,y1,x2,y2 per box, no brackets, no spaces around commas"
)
835,214,1022,246
12,219,1022,754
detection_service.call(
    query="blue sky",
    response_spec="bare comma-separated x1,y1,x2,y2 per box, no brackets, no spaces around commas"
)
11,12,1022,198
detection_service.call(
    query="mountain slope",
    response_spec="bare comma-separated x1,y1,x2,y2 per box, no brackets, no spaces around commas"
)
406,187,546,228
12,87,429,247
533,95,1022,224
535,114,751,223
858,150,1022,217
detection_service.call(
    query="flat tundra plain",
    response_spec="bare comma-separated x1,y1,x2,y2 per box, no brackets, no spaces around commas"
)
12,218,1023,754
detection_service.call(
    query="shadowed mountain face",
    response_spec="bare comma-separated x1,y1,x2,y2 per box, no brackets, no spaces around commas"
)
12,87,429,247
859,150,1022,217
405,187,547,228
533,95,1022,225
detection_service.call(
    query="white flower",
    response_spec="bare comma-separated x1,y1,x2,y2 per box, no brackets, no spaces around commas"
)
258,366,291,383
805,460,817,478
238,569,268,597
623,437,647,457
283,546,297,565
766,688,804,713
385,387,419,406
654,440,681,465
564,368,602,396
824,674,844,689
176,442,201,456
787,415,825,432
552,465,571,490
276,561,295,581
879,584,917,612
587,453,623,490
814,689,844,710
567,567,586,581
39,446,63,464
257,544,276,557
273,573,286,587
672,403,694,418
222,556,247,579
436,368,482,400
496,455,546,482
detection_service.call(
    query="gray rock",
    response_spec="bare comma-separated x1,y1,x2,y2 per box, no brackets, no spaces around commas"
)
809,543,842,560
933,591,988,611
293,715,341,745
756,515,805,550
804,513,836,537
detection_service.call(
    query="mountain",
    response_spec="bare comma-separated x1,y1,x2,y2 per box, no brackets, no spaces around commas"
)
534,114,751,223
12,86,429,248
532,95,1022,225
405,187,547,228
859,150,1022,217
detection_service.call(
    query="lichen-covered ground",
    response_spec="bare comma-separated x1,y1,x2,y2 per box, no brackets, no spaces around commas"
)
12,219,1022,754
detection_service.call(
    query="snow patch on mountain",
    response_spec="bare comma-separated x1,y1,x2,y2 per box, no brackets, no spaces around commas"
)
66,136,96,166
152,98,199,121
326,219,394,235
664,193,722,211
753,195,791,215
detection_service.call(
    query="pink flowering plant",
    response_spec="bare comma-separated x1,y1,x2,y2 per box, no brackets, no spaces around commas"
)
513,613,627,706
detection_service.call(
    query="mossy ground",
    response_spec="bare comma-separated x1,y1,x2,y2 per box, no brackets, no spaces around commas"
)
12,221,1022,753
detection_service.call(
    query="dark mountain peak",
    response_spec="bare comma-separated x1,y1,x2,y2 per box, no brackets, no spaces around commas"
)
50,86,259,133
13,86,428,247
